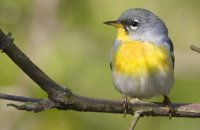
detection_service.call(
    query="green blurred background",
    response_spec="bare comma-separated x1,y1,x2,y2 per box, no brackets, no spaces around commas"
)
0,0,200,130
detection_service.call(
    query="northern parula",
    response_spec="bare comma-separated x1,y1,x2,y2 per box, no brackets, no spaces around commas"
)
104,8,174,104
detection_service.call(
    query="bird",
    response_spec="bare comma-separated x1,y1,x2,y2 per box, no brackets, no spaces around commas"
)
104,8,174,111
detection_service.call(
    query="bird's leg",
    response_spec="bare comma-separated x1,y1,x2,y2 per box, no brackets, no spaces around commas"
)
163,95,174,118
122,96,131,117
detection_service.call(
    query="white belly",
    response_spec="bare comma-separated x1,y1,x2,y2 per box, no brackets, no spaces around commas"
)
112,70,174,98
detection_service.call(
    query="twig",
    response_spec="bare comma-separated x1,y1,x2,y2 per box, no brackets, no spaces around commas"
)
7,99,55,112
0,93,42,102
190,45,200,53
129,111,141,130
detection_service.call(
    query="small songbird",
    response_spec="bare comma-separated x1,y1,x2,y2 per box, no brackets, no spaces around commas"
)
104,8,174,106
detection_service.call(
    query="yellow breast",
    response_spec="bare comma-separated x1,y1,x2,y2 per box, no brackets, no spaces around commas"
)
113,41,170,75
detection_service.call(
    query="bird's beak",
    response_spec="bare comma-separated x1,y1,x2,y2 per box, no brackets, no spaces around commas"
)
104,20,121,26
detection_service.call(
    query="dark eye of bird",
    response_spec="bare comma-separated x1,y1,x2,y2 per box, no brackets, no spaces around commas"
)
131,20,139,27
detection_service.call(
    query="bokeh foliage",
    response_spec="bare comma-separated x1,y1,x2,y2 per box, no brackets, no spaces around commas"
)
0,0,200,130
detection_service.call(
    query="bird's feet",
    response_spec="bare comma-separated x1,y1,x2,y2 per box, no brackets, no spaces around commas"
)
122,96,131,117
122,97,143,117
163,95,174,119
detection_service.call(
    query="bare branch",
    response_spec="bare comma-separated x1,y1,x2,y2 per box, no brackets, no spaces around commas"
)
129,111,141,130
7,99,55,112
2,93,200,118
0,93,42,102
0,29,68,99
190,45,200,53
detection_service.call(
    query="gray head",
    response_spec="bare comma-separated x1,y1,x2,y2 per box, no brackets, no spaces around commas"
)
105,8,169,44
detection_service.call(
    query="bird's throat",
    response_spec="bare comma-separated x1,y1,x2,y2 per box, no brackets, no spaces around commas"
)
116,26,128,41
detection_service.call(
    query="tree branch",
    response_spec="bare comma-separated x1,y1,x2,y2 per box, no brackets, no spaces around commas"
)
0,29,69,100
7,99,55,112
0,28,200,121
129,111,141,130
0,93,42,102
190,45,200,53
1,93,200,118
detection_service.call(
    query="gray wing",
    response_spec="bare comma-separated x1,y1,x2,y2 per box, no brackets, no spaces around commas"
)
167,38,175,69
109,40,121,71
110,62,112,70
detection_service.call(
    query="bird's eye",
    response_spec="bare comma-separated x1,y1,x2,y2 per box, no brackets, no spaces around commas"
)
130,20,139,30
